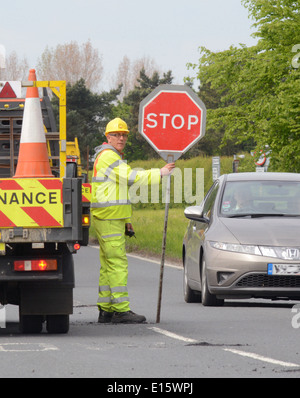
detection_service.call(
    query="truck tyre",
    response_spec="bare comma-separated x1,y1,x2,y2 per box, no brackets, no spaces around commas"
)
19,314,43,334
46,314,69,334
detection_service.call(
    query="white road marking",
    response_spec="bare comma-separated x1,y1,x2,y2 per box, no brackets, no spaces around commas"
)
148,326,198,343
0,343,58,352
224,348,300,368
127,253,182,269
149,327,300,368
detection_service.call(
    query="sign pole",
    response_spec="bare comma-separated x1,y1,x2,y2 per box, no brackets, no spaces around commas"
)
156,172,171,323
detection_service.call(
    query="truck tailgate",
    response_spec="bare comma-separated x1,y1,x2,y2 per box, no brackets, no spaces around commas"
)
0,178,63,228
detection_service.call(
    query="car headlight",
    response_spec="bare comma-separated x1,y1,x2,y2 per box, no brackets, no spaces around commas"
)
210,242,300,260
210,241,261,255
259,246,276,258
260,246,300,260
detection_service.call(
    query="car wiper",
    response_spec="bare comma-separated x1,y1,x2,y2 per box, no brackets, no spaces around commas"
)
250,213,286,218
227,213,294,218
226,214,253,218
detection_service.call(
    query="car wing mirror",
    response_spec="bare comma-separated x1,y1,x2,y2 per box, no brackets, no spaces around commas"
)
184,206,210,223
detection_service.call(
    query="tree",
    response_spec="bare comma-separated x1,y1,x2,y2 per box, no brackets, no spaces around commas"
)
188,0,300,171
37,40,103,91
114,56,162,100
115,68,174,161
183,75,253,158
0,51,29,80
115,56,131,100
51,79,121,166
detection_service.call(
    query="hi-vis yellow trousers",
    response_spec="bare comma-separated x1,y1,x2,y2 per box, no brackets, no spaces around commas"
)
93,218,130,313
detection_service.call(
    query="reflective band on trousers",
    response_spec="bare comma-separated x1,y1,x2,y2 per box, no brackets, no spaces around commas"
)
98,285,128,293
101,233,122,239
111,286,128,293
111,296,130,304
97,297,111,303
98,284,129,304
99,285,110,292
98,285,129,304
97,296,130,304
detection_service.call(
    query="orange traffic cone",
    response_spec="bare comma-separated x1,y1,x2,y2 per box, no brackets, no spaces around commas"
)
14,69,53,178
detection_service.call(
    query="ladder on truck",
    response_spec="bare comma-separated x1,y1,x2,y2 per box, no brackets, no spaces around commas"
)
0,80,67,178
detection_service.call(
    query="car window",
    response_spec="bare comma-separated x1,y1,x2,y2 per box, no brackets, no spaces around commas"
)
203,181,220,219
220,180,300,216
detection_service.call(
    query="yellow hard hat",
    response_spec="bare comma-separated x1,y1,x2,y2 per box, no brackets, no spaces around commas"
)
105,118,129,136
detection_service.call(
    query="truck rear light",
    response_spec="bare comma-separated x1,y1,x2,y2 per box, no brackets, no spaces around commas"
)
14,259,57,271
82,215,90,226
74,243,81,251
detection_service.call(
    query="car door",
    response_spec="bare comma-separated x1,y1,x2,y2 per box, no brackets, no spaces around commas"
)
187,181,220,285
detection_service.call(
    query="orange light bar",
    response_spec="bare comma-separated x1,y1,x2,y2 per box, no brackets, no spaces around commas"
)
14,259,57,271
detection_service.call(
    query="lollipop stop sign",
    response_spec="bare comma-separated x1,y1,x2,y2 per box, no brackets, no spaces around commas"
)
139,84,206,162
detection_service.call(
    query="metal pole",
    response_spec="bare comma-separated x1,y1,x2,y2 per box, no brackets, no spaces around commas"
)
156,173,171,323
86,145,89,182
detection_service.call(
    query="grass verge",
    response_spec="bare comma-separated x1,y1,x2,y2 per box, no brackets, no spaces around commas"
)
89,207,188,264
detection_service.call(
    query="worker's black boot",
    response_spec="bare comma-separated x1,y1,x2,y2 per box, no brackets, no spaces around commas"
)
98,309,114,323
112,310,146,324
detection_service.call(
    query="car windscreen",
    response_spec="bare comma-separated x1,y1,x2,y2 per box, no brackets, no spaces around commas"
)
220,180,300,217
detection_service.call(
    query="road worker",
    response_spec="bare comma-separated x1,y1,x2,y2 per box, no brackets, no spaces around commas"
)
91,117,175,324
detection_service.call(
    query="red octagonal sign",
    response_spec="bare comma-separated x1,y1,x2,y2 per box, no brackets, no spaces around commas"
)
139,85,206,161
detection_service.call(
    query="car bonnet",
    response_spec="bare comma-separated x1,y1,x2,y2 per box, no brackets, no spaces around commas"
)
220,217,300,246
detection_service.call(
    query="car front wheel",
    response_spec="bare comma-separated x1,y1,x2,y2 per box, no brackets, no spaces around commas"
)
201,257,224,307
183,257,201,303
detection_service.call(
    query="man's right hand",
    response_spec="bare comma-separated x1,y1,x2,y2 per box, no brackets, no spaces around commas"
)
160,163,175,177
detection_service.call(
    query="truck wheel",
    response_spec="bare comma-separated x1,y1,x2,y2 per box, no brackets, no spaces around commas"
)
46,315,69,334
19,315,43,334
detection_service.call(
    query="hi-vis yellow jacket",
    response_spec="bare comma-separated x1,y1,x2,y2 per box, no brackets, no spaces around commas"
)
91,144,161,220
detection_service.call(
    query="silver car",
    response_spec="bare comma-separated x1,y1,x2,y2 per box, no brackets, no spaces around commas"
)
183,172,300,306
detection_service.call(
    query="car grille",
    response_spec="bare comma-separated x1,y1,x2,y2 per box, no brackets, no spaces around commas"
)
236,274,300,288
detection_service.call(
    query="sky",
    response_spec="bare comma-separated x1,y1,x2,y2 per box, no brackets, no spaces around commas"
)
1,0,257,91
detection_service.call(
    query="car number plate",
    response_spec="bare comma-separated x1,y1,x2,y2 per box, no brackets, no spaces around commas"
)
268,263,300,275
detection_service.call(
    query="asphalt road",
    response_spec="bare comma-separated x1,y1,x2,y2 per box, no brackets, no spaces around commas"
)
1,245,300,381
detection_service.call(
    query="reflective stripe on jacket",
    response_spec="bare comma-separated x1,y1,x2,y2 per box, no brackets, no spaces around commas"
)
91,144,161,220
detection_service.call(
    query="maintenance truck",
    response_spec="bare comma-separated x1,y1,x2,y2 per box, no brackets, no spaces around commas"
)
0,78,91,333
